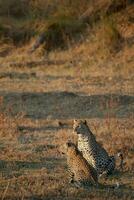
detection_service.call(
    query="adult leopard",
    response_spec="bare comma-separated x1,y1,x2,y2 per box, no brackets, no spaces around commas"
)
73,119,122,176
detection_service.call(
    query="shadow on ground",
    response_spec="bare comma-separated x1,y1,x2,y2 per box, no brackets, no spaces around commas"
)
0,72,37,80
5,59,68,68
0,91,133,119
0,157,64,175
17,125,70,133
0,92,134,119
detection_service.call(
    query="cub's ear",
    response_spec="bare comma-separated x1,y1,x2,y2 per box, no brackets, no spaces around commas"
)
66,142,72,147
66,142,69,147
83,120,87,125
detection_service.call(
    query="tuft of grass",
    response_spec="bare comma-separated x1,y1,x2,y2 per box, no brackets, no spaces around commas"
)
0,21,36,45
94,16,124,56
39,16,86,54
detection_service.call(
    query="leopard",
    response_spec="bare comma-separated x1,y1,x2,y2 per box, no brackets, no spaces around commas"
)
66,142,98,187
73,119,122,176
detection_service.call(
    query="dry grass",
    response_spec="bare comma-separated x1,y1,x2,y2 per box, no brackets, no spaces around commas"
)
0,2,134,200
0,109,133,199
0,45,134,199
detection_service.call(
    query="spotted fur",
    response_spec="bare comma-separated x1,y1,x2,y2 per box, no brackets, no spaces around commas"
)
66,142,98,187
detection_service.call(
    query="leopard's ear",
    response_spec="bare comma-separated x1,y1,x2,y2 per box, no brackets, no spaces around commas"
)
83,120,87,125
66,142,71,147
67,141,73,147
75,148,79,155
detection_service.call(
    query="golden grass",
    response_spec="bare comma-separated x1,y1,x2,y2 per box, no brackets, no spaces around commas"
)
0,3,133,199
0,57,133,199
0,112,133,199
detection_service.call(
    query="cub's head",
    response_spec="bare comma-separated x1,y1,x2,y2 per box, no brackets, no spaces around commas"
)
66,142,78,155
73,119,89,135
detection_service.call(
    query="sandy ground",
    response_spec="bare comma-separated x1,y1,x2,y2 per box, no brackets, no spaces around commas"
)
0,49,134,199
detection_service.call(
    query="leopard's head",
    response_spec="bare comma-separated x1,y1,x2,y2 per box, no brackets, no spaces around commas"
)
66,142,78,155
73,119,90,135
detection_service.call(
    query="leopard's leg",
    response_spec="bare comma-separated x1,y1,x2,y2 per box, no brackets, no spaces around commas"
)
104,156,115,176
107,156,116,175
99,156,115,178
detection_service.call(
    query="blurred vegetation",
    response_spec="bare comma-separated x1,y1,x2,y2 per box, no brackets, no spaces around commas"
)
96,17,124,54
0,0,29,17
0,0,88,45
0,0,133,50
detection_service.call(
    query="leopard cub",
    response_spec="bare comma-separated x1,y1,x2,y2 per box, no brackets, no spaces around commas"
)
66,142,98,187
